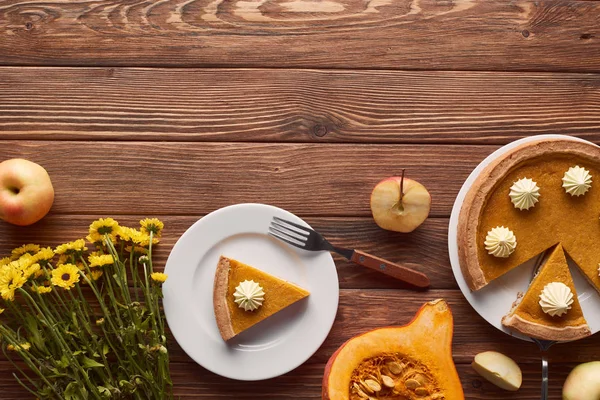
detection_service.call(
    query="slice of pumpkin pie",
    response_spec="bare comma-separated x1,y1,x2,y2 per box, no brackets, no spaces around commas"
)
213,256,310,341
502,244,590,341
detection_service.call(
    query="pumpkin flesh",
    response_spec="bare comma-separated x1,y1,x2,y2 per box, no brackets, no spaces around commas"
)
322,299,464,400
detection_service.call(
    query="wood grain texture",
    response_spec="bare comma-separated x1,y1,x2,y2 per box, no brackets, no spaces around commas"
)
0,215,450,289
0,140,493,218
1,1,600,70
144,290,600,367
1,67,600,143
0,290,597,398
0,360,584,399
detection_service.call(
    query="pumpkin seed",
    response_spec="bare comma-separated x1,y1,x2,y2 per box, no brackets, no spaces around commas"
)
386,361,404,375
414,387,429,396
405,378,421,389
353,383,370,399
380,374,395,388
363,379,382,393
414,373,429,385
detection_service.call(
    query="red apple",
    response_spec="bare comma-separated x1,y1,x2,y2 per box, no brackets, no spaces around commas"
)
0,158,54,226
370,172,431,233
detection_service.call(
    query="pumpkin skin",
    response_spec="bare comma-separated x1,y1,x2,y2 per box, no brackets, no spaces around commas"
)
322,299,464,400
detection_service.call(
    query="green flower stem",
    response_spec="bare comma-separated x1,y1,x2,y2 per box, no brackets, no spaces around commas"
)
1,343,42,392
80,272,151,381
0,325,63,399
64,288,109,384
16,288,104,400
129,249,140,303
12,373,41,398
105,237,132,305
75,283,96,325
101,267,124,325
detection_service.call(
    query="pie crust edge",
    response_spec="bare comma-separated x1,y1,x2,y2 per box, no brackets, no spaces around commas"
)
213,256,236,341
457,138,600,291
501,313,591,341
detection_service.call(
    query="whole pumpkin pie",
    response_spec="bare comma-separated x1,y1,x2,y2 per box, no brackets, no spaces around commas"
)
502,244,591,341
213,256,310,341
458,138,600,292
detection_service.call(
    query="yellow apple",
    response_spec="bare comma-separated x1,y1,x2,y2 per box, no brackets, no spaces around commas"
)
370,172,431,233
472,351,522,391
0,158,54,226
563,361,600,400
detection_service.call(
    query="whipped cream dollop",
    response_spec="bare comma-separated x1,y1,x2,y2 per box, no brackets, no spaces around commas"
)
484,226,517,258
509,178,540,210
539,282,573,317
233,280,265,311
562,166,592,196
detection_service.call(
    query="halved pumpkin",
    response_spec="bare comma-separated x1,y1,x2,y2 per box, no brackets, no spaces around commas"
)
322,299,464,400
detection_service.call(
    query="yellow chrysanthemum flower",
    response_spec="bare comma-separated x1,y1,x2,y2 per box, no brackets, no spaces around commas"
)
33,247,54,266
150,272,168,283
116,226,137,242
131,230,158,247
55,239,87,256
11,244,40,260
90,270,103,281
16,253,35,269
57,254,70,265
0,266,26,301
0,257,10,266
88,218,119,244
7,342,31,351
88,254,114,268
31,285,52,294
140,218,164,237
0,308,4,314
126,245,148,256
23,263,41,280
51,264,80,290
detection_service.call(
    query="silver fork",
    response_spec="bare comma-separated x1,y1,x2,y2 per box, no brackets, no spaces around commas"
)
268,216,430,288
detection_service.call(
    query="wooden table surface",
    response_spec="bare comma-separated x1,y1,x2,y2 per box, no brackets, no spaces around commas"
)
1,0,600,398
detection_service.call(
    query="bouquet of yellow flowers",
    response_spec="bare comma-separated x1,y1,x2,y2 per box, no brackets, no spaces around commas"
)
0,217,172,399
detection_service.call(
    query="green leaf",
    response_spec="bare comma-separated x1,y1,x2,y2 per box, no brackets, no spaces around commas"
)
65,382,88,400
112,273,122,289
81,356,104,369
140,316,150,331
57,355,69,368
102,343,109,356
97,386,111,398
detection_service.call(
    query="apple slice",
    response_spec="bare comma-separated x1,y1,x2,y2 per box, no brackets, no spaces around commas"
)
472,351,522,391
563,361,600,400
370,171,431,233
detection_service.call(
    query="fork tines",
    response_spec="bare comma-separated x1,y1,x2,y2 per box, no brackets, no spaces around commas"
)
268,217,310,249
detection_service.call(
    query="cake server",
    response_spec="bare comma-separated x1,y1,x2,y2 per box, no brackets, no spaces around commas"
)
268,216,430,288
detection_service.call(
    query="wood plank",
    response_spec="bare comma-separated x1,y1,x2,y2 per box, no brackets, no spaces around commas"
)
154,290,600,366
0,360,582,399
0,141,495,218
1,67,600,143
0,215,452,289
0,1,599,70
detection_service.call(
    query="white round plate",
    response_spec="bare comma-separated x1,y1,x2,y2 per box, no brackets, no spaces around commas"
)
448,134,600,342
163,203,339,380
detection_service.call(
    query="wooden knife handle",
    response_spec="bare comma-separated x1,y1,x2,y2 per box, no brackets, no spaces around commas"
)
350,250,430,288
